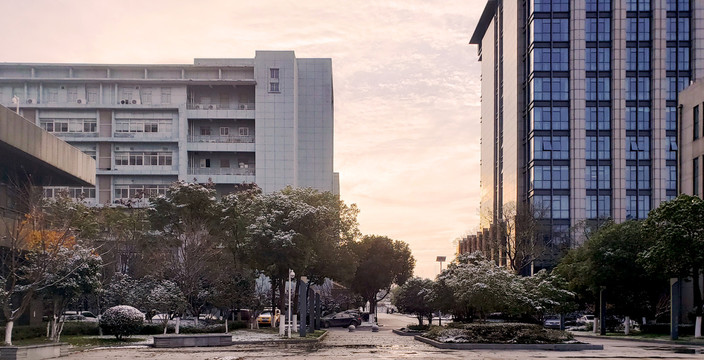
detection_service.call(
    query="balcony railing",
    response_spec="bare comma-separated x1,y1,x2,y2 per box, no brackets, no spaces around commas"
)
187,167,255,176
186,103,255,110
188,134,254,143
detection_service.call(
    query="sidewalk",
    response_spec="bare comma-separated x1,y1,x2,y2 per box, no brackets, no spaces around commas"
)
572,331,704,347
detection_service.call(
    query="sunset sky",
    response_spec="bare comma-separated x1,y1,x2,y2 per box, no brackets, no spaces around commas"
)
1,0,485,279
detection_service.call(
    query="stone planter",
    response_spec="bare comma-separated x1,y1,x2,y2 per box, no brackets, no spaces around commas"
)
0,343,69,360
153,334,232,348
415,335,604,351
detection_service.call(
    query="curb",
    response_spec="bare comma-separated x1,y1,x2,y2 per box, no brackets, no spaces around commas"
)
572,333,704,347
414,335,603,351
392,329,422,336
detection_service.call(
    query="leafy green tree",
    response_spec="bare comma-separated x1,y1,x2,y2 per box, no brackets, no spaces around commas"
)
349,235,415,318
145,279,187,334
641,195,704,319
393,277,435,325
555,220,667,320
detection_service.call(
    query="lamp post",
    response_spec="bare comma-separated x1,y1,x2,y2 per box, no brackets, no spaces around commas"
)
436,256,446,326
287,269,295,338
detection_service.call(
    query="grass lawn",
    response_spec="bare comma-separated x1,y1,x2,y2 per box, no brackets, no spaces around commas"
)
61,335,148,348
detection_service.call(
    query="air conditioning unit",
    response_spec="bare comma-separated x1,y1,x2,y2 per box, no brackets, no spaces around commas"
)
195,104,203,110
131,99,141,105
239,104,247,110
76,98,87,104
207,104,217,110
26,98,37,104
120,99,129,104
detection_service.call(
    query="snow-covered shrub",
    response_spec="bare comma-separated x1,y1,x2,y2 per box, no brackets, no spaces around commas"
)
100,305,145,340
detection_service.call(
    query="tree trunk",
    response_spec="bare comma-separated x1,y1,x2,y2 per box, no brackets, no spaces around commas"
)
624,316,630,335
4,320,13,345
693,267,703,317
278,278,286,325
175,317,181,334
417,315,423,326
696,316,702,338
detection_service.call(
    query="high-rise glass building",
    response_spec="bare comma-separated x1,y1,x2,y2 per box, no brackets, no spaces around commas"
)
470,0,704,269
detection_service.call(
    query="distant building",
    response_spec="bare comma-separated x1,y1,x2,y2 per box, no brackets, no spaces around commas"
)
470,0,704,270
678,79,704,195
0,51,338,206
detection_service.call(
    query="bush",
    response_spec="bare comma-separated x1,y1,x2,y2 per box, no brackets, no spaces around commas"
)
138,320,247,335
0,325,46,341
100,305,144,340
61,322,100,336
406,324,430,332
423,323,574,344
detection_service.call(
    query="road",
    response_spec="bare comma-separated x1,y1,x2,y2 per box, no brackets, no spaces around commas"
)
65,313,703,359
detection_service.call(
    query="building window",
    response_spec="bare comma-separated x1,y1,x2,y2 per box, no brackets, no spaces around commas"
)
532,166,568,190
586,78,610,101
694,105,699,140
200,127,211,136
627,136,650,160
269,82,280,93
666,107,677,131
220,127,229,136
531,78,569,102
586,18,611,42
667,136,678,160
533,136,569,160
239,127,250,136
667,18,690,41
586,48,610,72
200,158,211,168
531,107,568,130
667,47,690,71
694,157,700,196
160,87,171,104
531,48,568,72
586,107,611,130
626,107,651,130
586,136,611,160
586,0,611,12
667,76,690,101
532,0,568,12
269,68,280,93
220,159,230,168
626,18,650,41
586,165,611,190
531,18,569,42
667,0,690,11
626,48,650,71
141,90,152,105
270,68,279,79
115,151,172,167
626,195,651,220
626,0,650,12
532,195,569,219
115,119,171,134
587,195,611,219
41,118,97,133
667,165,677,190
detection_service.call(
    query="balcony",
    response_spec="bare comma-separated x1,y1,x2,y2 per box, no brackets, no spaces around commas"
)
187,103,255,110
188,134,254,143
188,167,255,176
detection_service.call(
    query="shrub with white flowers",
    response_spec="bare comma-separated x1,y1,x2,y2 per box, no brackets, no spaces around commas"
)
100,305,144,340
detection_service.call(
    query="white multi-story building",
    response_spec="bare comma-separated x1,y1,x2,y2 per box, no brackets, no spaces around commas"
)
0,51,338,205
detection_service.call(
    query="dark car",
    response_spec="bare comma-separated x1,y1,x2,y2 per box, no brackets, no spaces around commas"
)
322,311,362,328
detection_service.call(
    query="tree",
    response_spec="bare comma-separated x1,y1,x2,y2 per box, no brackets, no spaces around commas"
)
393,277,435,326
145,279,187,334
43,244,102,342
641,195,704,326
1,187,99,345
349,235,415,319
149,181,220,322
555,220,667,321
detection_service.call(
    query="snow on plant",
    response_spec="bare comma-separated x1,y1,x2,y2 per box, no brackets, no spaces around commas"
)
100,305,145,340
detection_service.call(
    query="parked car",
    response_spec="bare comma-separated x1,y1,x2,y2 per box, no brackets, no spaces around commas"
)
578,314,595,325
543,315,561,329
321,311,362,328
61,311,99,322
257,311,279,326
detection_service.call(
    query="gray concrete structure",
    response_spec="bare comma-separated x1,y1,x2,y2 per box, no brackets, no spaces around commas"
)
0,51,338,206
470,0,704,270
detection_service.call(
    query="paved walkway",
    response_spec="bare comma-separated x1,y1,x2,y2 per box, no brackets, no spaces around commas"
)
64,313,704,359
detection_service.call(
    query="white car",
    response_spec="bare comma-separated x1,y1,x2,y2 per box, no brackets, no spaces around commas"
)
578,314,595,325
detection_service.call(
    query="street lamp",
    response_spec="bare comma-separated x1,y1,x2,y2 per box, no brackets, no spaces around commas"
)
436,256,446,326
287,269,295,338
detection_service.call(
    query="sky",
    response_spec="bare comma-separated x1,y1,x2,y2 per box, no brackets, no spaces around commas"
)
1,0,485,279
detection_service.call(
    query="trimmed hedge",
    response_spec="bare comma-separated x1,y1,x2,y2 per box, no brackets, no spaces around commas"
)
424,323,574,344
140,321,247,335
0,325,46,341
640,323,694,336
